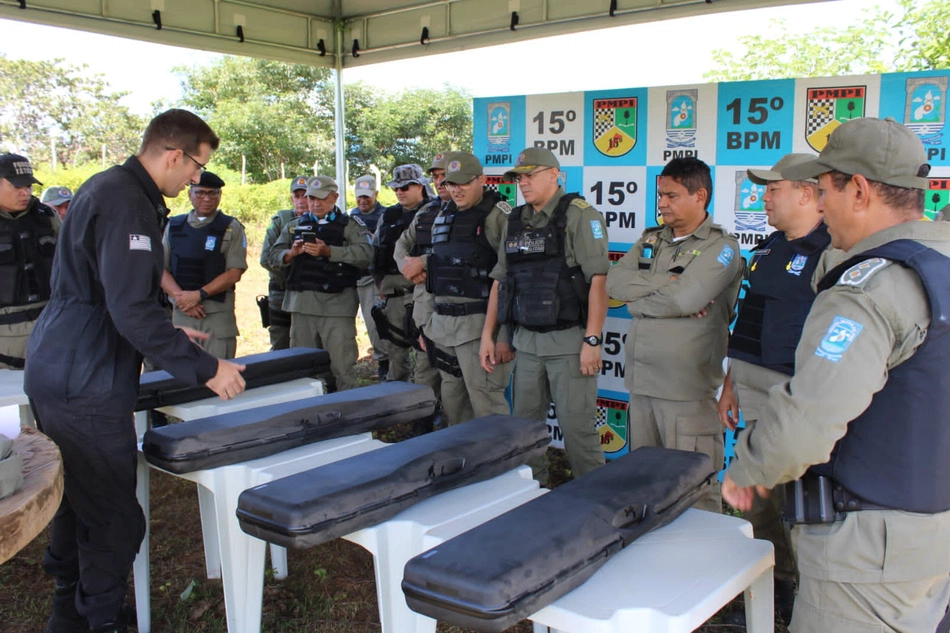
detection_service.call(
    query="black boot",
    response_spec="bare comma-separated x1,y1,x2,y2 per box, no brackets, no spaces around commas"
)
774,578,796,625
377,359,390,382
89,605,132,633
44,581,89,633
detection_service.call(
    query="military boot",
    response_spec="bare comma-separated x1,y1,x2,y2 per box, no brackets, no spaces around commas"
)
44,581,89,633
377,359,390,382
89,605,132,633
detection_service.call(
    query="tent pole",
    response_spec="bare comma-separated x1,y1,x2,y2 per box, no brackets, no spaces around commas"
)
333,22,347,200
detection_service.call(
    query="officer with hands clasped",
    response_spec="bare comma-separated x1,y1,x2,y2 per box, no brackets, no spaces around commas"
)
722,118,950,633
267,175,372,391
481,147,608,481
25,109,246,633
606,157,743,513
718,153,834,625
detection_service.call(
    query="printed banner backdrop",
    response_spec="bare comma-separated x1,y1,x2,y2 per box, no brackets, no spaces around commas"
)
474,70,950,462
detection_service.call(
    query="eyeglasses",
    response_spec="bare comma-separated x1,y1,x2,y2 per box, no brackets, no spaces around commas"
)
394,184,417,192
165,146,207,172
191,189,220,199
513,167,554,184
445,177,478,190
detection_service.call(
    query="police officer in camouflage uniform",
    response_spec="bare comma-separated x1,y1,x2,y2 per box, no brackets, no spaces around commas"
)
266,176,372,391
723,118,950,633
606,157,742,513
0,153,61,370
162,171,247,359
398,153,512,423
349,174,389,379
260,175,310,350
717,153,834,625
482,147,608,481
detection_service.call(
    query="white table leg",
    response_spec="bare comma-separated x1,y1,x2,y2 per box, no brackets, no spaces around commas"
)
132,411,152,633
269,544,288,580
744,566,775,633
18,403,34,428
371,523,438,633
197,485,221,579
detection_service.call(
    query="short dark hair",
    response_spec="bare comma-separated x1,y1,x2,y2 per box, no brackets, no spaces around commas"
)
828,170,923,217
140,109,220,156
661,157,713,210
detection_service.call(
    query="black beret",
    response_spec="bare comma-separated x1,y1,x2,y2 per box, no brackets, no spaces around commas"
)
194,171,225,189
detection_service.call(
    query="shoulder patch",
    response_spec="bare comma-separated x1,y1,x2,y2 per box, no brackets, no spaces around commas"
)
717,244,735,267
815,316,863,362
838,258,890,287
590,219,605,240
495,200,512,215
644,233,659,245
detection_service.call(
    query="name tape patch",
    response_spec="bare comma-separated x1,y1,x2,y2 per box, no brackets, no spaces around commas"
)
129,234,151,252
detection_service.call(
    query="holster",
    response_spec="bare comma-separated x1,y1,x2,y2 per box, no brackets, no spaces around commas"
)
422,331,463,378
371,298,414,349
256,295,271,328
783,474,891,524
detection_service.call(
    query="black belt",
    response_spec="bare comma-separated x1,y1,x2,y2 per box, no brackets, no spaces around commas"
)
435,301,487,316
386,288,411,298
783,474,891,524
0,353,25,369
0,306,44,325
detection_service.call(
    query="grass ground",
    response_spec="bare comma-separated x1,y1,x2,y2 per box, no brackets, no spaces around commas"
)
0,224,781,632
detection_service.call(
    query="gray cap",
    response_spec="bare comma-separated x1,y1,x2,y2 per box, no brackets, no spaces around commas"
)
41,186,73,206
306,176,339,199
354,175,377,197
443,153,484,184
747,154,818,185
290,175,310,192
387,164,427,189
503,147,560,179
428,152,449,174
784,118,930,190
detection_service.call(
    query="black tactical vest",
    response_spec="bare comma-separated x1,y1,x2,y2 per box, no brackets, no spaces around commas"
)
168,211,233,303
286,211,363,293
0,199,57,309
410,199,443,257
728,224,831,375
371,204,418,279
427,190,500,300
809,239,950,513
498,194,589,332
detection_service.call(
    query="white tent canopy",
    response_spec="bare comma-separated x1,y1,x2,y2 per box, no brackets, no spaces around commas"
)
0,0,831,185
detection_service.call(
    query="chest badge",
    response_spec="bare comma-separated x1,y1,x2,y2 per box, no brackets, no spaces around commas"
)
786,253,807,276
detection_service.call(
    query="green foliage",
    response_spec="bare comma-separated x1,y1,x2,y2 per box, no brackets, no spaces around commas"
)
704,1,950,82
0,55,145,167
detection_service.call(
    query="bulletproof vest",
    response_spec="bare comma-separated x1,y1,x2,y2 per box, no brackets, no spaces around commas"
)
810,239,950,514
286,211,363,293
409,199,443,257
351,202,385,233
371,204,418,279
499,194,588,332
728,224,830,375
427,190,500,300
168,211,233,303
0,198,57,309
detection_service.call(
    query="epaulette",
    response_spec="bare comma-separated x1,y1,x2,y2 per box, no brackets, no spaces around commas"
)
837,257,891,287
495,200,512,215
570,197,592,209
351,214,367,228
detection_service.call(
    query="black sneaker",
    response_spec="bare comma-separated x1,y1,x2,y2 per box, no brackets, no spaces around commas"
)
44,582,89,633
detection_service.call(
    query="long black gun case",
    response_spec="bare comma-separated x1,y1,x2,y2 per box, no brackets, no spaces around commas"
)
235,415,550,549
136,347,331,412
142,382,437,473
401,447,716,632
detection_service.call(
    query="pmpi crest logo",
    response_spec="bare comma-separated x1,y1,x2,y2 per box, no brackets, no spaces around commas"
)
666,89,697,148
487,102,511,153
905,77,948,146
926,178,950,220
484,175,517,207
593,98,637,157
734,171,767,233
595,397,628,456
805,86,866,152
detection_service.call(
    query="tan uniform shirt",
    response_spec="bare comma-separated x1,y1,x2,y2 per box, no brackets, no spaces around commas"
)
260,209,297,285
267,210,372,317
606,214,743,401
730,220,950,489
490,188,610,357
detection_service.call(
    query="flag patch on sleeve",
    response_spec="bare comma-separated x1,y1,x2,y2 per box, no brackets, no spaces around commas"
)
129,234,152,252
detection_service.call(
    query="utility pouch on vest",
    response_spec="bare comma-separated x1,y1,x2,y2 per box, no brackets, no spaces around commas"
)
783,475,837,524
371,299,413,349
513,270,561,328
256,295,270,328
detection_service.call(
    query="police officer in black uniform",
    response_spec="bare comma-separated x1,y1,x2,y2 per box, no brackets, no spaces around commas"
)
24,110,246,633
0,153,61,370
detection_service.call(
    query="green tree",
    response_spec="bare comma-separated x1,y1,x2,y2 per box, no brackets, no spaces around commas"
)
0,55,144,167
704,0,950,82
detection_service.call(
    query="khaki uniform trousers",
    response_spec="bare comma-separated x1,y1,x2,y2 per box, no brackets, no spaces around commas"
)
172,310,237,360
0,318,35,369
358,281,388,363
380,295,411,381
439,338,510,425
628,394,723,513
290,314,358,391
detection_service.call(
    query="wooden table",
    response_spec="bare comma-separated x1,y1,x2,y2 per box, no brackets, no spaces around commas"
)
0,427,63,564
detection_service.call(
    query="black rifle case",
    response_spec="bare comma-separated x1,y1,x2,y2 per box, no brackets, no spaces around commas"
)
235,415,550,549
142,381,436,473
136,347,331,412
401,446,716,632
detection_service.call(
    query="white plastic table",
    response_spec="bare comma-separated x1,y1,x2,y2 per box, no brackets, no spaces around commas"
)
0,369,33,427
529,509,775,633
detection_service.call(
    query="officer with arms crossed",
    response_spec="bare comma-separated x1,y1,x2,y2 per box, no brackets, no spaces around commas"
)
348,174,389,380
24,109,246,633
717,153,834,625
267,176,372,391
260,175,310,350
606,157,742,512
723,118,950,633
162,171,247,359
481,147,608,481
0,153,61,370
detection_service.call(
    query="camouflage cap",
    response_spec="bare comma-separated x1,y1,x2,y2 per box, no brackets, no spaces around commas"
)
503,147,560,179
783,118,930,190
306,176,339,199
41,186,73,206
290,175,310,192
443,152,484,184
387,164,427,189
747,154,819,185
354,175,377,197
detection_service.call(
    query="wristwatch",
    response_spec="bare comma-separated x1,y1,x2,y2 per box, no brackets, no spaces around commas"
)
198,288,209,301
583,334,602,347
